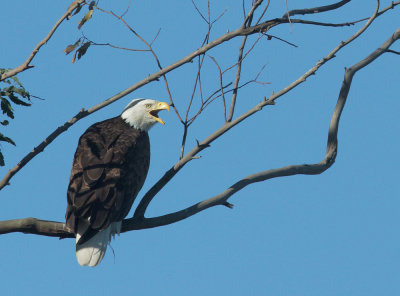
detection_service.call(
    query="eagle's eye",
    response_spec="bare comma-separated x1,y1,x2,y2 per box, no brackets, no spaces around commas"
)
145,103,152,109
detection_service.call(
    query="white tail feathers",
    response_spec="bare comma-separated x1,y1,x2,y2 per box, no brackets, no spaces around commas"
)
75,221,121,267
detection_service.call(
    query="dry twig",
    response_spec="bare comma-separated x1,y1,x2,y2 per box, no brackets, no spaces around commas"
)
1,1,399,240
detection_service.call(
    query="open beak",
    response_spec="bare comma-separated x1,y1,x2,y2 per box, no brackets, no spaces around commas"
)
149,101,170,125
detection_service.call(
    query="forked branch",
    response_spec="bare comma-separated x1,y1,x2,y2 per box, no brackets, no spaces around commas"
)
1,24,398,238
3,0,396,190
2,1,400,239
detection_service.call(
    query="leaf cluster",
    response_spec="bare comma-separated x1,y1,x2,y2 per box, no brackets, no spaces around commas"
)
0,69,31,166
63,1,96,63
63,39,92,63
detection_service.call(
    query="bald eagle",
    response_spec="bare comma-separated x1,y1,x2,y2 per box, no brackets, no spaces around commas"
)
65,99,169,267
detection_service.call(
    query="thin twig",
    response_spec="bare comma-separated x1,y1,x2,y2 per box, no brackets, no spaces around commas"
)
255,0,271,25
132,0,381,219
191,0,208,24
2,3,399,239
228,0,264,122
0,0,388,190
386,49,400,55
120,0,132,18
209,55,227,121
99,6,182,122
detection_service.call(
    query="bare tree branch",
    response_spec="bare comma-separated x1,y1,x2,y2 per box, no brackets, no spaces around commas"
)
282,0,351,19
132,0,381,219
0,0,391,194
227,0,264,122
209,56,228,121
2,2,400,240
0,0,85,81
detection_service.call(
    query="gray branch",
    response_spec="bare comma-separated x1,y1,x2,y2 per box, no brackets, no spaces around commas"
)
132,0,380,219
282,0,351,19
2,7,399,239
4,0,397,191
1,1,399,240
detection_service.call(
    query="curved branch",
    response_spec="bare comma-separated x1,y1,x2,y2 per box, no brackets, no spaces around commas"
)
145,25,400,227
133,0,381,219
2,0,399,191
282,0,351,19
0,0,85,81
4,0,395,191
0,17,282,191
1,23,398,239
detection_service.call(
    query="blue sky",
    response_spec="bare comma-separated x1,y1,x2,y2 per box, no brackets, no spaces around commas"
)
1,1,399,295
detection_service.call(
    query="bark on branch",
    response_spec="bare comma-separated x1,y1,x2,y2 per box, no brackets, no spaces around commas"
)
0,9,362,190
132,0,381,219
2,5,399,239
5,0,399,191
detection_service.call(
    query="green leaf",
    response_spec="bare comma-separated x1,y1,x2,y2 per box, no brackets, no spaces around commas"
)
0,120,9,126
63,39,81,55
76,42,91,61
78,9,93,30
3,85,31,100
0,132,16,146
0,97,14,118
7,92,31,106
10,75,23,88
0,151,4,166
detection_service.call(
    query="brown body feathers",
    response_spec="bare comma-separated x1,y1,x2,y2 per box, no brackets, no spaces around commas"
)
65,116,150,243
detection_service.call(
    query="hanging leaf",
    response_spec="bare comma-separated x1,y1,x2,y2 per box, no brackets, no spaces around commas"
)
88,1,96,10
6,92,31,106
0,133,16,146
77,42,91,60
63,39,81,55
3,85,31,100
1,97,14,118
0,69,32,166
72,42,91,63
0,151,4,166
78,9,94,30
0,133,16,166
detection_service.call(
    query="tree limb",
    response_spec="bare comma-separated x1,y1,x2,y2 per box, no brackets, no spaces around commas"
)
132,0,381,219
0,12,324,190
3,0,394,191
1,22,399,239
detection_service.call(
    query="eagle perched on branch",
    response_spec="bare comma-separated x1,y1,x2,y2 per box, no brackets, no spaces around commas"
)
65,99,170,267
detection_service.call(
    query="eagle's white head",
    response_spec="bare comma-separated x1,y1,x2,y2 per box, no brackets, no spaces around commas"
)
121,98,170,131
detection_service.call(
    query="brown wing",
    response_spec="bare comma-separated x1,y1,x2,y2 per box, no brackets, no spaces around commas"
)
65,117,150,239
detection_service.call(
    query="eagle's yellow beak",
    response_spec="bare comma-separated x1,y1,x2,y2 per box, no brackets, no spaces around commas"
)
149,101,170,125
